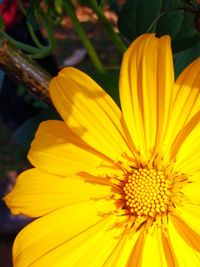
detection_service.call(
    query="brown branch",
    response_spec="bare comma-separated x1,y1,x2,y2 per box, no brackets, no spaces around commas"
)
0,37,52,104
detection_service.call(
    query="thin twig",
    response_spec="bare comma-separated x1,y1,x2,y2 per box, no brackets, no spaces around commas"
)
0,37,52,104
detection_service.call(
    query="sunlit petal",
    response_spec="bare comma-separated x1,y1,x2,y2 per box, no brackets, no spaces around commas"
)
119,34,174,162
50,67,133,161
4,168,112,217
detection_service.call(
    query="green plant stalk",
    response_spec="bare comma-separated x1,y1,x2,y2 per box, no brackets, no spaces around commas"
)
62,0,105,73
17,0,44,49
87,0,126,55
1,32,41,54
27,22,44,49
40,9,57,51
5,2,56,58
31,9,57,58
1,31,54,59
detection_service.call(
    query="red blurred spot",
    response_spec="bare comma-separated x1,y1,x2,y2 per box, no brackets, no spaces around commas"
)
0,0,23,29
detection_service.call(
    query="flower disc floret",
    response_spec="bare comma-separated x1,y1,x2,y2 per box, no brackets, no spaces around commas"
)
123,168,171,217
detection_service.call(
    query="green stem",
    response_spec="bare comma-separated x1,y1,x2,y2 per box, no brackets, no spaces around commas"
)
62,0,105,73
40,9,57,51
4,4,57,59
87,0,126,55
17,0,43,48
27,22,44,48
1,32,40,54
16,0,27,15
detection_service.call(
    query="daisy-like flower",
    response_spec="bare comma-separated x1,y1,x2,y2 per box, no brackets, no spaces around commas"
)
4,34,200,266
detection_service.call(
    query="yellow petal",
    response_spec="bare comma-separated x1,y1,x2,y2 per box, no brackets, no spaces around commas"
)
173,202,200,236
4,168,112,217
65,216,123,267
173,213,200,250
49,67,133,162
103,230,142,267
180,178,200,204
13,199,117,267
28,120,117,176
167,215,200,266
140,227,170,267
119,34,174,162
163,57,200,162
171,121,200,175
161,230,179,267
127,230,145,267
17,215,123,267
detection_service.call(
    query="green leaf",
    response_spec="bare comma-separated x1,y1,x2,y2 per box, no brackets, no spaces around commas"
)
156,0,183,39
172,12,200,53
118,0,162,41
174,40,200,78
89,69,120,106
12,108,61,154
118,0,184,41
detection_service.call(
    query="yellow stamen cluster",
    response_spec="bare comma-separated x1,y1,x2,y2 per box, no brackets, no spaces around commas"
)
123,168,171,218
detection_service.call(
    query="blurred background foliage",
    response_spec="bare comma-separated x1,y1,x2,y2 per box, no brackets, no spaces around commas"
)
0,0,200,180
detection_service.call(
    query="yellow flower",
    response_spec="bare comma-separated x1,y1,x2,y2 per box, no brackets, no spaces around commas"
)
4,34,200,266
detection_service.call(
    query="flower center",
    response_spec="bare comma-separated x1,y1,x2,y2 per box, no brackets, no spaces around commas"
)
123,168,171,218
